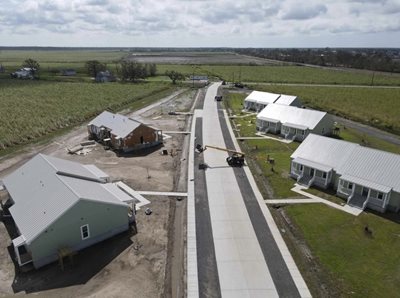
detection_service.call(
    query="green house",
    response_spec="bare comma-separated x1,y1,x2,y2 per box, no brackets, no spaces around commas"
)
2,154,135,269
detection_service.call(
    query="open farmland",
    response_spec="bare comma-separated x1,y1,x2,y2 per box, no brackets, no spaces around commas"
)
0,80,175,150
252,85,400,134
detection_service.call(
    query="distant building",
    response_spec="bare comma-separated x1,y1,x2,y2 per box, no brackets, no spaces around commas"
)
256,104,333,141
95,70,116,83
10,68,35,79
2,154,135,269
244,91,302,112
189,75,209,86
291,134,400,213
88,111,163,152
0,65,5,73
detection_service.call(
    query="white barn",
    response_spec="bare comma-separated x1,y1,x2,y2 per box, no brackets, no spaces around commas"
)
256,104,333,141
290,134,400,213
244,91,302,111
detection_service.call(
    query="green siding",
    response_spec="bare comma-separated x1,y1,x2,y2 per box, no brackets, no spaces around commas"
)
29,200,128,267
388,191,400,212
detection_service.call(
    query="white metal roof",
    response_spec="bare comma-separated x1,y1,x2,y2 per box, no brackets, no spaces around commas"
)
292,157,333,172
275,95,298,106
291,134,358,170
244,91,281,104
257,104,328,130
292,134,400,193
339,174,392,193
341,146,400,193
3,154,127,244
88,111,143,138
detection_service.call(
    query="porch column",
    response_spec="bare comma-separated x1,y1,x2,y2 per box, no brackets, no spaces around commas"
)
14,245,21,266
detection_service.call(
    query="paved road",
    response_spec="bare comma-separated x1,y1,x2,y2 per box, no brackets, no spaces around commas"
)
332,115,400,146
188,82,311,297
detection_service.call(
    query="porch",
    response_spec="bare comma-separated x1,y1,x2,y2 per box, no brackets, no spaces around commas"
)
282,123,308,141
256,118,280,134
337,174,392,212
12,235,33,267
291,158,333,189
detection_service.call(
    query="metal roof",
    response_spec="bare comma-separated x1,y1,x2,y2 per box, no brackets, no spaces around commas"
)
292,134,400,193
340,174,392,193
291,134,359,170
244,91,280,104
275,95,298,106
340,146,400,193
257,104,328,130
3,154,127,244
292,157,333,172
88,111,142,138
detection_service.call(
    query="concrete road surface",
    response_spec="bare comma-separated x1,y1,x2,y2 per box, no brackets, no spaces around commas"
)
187,82,311,298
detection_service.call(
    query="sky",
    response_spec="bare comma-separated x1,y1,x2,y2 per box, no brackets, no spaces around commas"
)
0,0,400,48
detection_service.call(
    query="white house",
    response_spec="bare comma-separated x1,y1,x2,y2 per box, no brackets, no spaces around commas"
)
290,134,400,213
243,91,281,111
244,91,302,111
256,104,333,141
274,94,302,107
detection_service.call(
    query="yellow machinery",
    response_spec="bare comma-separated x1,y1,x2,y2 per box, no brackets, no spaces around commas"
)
196,144,245,167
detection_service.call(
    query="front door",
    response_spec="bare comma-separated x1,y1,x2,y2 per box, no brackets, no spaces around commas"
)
362,187,369,198
310,168,314,177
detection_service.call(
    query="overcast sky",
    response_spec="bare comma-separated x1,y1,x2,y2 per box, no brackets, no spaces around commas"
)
1,0,399,47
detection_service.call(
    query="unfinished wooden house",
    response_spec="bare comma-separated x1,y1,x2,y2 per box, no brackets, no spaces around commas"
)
88,111,163,152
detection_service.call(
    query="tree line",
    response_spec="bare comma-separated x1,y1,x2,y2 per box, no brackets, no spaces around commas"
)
236,48,400,73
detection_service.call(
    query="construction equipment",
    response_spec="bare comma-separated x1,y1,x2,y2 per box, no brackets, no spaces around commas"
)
196,144,245,167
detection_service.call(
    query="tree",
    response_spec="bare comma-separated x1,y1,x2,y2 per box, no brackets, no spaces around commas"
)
119,61,147,82
146,63,157,76
85,60,106,78
23,58,40,76
166,70,185,84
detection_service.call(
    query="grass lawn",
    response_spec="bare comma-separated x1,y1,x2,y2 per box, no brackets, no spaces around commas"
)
0,80,176,151
286,204,400,297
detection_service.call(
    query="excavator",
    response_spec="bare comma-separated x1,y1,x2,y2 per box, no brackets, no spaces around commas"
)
196,144,245,167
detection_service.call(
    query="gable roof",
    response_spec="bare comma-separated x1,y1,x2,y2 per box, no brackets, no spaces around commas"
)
88,111,143,138
291,134,400,193
257,104,328,130
3,154,128,244
244,91,281,105
275,94,299,106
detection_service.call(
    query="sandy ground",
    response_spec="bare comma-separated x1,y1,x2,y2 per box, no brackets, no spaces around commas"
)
0,88,197,297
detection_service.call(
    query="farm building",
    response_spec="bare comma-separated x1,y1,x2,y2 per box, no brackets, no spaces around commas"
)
256,104,333,141
290,134,400,213
244,91,302,111
95,70,116,82
189,75,209,86
88,111,163,152
1,154,135,269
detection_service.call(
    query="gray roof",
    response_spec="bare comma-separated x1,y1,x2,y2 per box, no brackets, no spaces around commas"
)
275,95,298,106
88,111,143,138
3,154,128,244
244,91,280,104
291,134,357,170
257,104,328,130
291,134,400,193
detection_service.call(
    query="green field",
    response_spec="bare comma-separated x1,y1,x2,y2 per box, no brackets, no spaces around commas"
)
286,204,400,298
0,80,174,150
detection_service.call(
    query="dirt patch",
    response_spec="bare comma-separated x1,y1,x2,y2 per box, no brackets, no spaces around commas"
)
0,89,196,297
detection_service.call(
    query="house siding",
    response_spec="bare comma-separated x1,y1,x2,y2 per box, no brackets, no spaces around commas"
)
29,200,128,269
387,191,400,212
311,114,334,136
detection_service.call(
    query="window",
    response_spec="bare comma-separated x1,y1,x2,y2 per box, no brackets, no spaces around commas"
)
377,192,384,200
81,224,90,240
299,164,303,171
348,183,353,190
322,172,327,179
